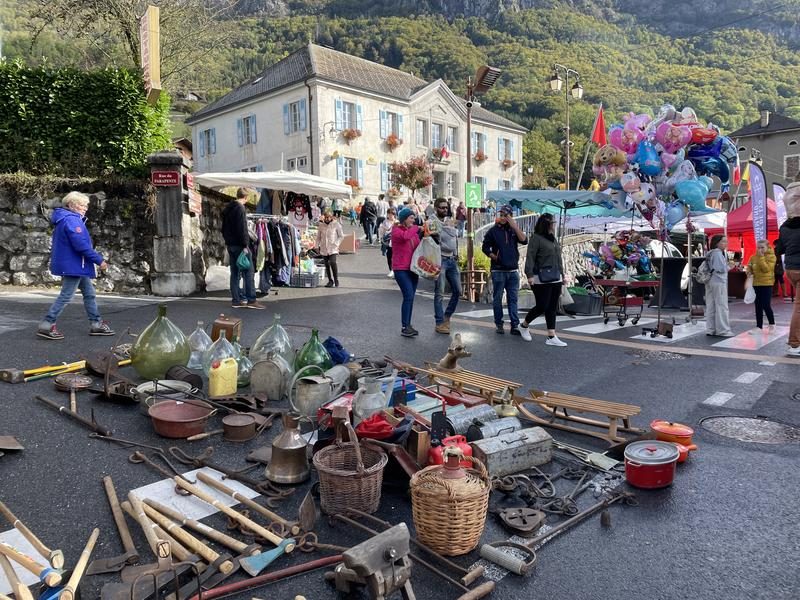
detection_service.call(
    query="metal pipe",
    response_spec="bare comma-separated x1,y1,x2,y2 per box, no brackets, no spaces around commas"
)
466,78,475,302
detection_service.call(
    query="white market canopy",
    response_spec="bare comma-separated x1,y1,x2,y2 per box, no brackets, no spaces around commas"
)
194,170,352,199
671,211,727,233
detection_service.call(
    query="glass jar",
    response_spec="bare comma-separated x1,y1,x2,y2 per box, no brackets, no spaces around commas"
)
233,338,253,387
251,313,294,367
187,321,212,370
294,328,333,372
130,304,191,380
203,330,237,375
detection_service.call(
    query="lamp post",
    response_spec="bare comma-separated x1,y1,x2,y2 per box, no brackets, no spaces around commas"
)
549,64,583,190
465,65,502,302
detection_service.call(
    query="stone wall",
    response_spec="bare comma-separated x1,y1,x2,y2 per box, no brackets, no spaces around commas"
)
0,178,155,293
190,187,230,289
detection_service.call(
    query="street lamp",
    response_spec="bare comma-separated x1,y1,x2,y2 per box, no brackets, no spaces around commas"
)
465,64,502,302
550,63,582,189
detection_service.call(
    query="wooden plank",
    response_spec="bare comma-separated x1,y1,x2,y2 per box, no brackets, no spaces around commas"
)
535,401,635,420
535,399,637,418
530,390,640,415
530,390,640,412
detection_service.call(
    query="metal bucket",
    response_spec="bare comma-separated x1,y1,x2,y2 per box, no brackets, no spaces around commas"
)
466,416,523,442
446,404,498,435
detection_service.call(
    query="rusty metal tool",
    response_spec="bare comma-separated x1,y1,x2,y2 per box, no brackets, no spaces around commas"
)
34,395,111,436
297,490,317,533
0,543,61,587
88,432,163,452
195,472,300,535
128,451,194,495
87,476,141,575
332,515,494,600
0,500,64,569
0,553,33,600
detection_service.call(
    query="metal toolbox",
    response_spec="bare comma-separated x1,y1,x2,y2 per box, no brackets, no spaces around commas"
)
470,427,553,477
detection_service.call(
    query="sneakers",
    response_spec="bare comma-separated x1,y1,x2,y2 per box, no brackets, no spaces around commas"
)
509,327,521,337
325,281,335,288
246,301,266,310
545,335,568,347
89,321,116,336
787,346,800,356
768,324,776,332
718,331,735,337
435,321,450,335
518,325,532,342
495,326,505,334
37,324,64,340
387,271,394,278
232,302,247,308
401,326,419,338
747,328,762,336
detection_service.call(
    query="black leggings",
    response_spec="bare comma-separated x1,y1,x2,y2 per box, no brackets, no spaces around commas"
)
323,254,339,284
753,285,775,329
523,282,562,330
386,247,393,271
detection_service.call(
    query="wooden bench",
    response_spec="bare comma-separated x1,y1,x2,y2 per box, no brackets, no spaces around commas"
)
515,389,643,444
422,363,522,403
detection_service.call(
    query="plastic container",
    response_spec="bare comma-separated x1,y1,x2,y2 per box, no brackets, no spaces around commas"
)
130,304,191,380
203,331,237,376
294,328,333,373
187,321,212,369
209,357,238,397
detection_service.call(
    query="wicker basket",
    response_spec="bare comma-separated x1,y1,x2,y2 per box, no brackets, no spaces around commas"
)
410,451,491,556
313,421,388,515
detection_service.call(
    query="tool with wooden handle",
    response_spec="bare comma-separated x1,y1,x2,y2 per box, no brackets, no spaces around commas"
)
144,499,260,556
34,395,111,436
86,476,140,575
120,502,194,565
127,493,172,565
195,472,300,535
0,500,64,570
186,429,223,442
174,477,295,552
0,543,61,587
0,592,16,600
0,553,33,600
43,528,100,600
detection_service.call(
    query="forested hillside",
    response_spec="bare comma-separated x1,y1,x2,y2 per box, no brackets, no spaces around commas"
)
4,0,800,186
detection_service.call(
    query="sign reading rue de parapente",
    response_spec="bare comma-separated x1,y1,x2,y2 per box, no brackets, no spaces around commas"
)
151,171,180,186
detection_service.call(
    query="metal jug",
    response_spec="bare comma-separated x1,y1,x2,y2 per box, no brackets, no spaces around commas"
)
352,370,397,425
265,414,310,484
250,352,293,401
289,365,346,421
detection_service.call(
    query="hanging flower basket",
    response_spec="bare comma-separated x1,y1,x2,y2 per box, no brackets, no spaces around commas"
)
344,178,361,191
385,133,403,152
431,146,450,163
388,187,402,198
342,128,362,144
474,150,487,163
502,158,516,169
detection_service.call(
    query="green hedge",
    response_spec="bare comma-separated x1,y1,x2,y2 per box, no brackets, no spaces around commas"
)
0,60,171,177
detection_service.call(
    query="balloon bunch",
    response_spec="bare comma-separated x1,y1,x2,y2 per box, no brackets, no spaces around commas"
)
593,105,739,231
584,230,654,278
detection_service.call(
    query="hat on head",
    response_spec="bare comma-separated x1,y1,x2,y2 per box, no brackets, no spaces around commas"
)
499,204,514,216
398,207,414,223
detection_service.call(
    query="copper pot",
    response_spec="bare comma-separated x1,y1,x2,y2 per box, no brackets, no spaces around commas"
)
222,413,257,442
149,400,216,439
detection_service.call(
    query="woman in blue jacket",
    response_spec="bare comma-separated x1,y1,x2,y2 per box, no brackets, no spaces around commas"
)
37,192,114,340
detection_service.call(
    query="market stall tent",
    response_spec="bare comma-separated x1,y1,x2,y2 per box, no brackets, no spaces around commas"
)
194,170,352,199
704,199,778,261
486,189,629,217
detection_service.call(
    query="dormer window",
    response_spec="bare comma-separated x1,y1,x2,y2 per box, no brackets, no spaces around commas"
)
789,140,798,146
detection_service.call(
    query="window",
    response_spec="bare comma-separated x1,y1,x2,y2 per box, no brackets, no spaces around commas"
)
290,102,302,132
432,123,443,149
199,128,216,157
343,158,354,181
790,140,798,146
738,146,747,152
297,156,308,169
416,119,428,146
380,111,404,139
446,172,457,197
283,100,307,134
785,155,800,180
238,115,256,146
471,132,488,157
380,162,391,191
501,179,512,190
498,138,514,160
287,158,296,170
473,176,486,199
241,165,261,172
336,156,364,188
446,126,457,152
342,102,356,130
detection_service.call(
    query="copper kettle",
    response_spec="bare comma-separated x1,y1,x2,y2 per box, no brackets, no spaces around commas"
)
265,413,310,484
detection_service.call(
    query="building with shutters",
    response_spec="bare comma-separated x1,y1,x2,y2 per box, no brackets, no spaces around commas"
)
186,43,527,203
729,110,800,187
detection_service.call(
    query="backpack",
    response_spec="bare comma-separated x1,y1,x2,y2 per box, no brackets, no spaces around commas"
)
694,257,713,284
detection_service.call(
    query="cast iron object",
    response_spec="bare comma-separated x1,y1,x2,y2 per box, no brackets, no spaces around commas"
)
99,561,198,600
498,508,546,537
361,439,420,478
164,365,204,391
128,452,193,495
88,433,164,453
298,491,317,533
148,399,215,439
53,373,93,392
85,351,119,377
35,394,111,436
86,477,140,576
0,436,24,452
0,368,26,384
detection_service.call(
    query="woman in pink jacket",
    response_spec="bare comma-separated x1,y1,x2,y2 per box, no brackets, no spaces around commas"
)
391,207,422,337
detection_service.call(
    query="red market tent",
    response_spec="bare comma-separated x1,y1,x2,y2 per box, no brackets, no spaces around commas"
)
704,199,779,261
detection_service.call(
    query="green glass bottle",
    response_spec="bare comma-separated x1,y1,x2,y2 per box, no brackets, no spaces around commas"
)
293,328,333,372
130,304,190,380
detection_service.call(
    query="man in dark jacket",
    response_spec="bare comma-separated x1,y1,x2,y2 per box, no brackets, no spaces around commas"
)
360,197,378,245
776,180,800,355
481,204,527,334
222,188,264,309
37,192,114,340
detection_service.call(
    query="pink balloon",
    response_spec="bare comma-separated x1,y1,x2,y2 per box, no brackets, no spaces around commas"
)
609,125,643,155
655,122,692,154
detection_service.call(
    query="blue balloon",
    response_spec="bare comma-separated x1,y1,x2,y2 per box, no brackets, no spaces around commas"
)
719,136,738,163
695,157,730,184
634,140,662,177
665,201,686,230
687,137,722,161
675,179,711,211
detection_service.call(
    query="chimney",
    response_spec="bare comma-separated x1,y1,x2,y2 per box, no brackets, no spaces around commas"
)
760,110,770,128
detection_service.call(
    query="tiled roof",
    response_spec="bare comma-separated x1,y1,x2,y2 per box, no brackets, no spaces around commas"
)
728,113,800,138
188,43,526,132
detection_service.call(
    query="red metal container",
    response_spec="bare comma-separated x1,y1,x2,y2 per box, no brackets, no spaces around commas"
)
624,441,679,489
427,435,472,468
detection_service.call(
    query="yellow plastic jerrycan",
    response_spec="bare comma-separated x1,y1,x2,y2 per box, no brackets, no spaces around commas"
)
209,357,238,397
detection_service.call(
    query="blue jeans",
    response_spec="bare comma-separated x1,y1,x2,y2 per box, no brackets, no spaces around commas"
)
435,256,461,324
394,270,419,328
491,270,520,328
45,276,101,324
228,245,256,304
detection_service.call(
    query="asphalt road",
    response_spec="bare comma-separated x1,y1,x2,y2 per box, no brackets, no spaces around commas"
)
1,233,798,600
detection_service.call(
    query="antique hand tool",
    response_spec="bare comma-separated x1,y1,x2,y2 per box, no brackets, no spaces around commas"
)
480,491,637,575
87,476,141,575
127,493,173,575
0,553,33,600
0,543,61,587
88,432,163,452
1,362,84,384
119,502,195,565
0,500,64,569
128,451,193,495
39,528,100,600
34,395,111,436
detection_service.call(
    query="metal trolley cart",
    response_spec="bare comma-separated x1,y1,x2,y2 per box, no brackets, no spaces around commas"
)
593,279,659,326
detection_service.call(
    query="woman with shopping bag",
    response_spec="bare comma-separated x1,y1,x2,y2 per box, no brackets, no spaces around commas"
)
392,207,424,337
746,239,777,333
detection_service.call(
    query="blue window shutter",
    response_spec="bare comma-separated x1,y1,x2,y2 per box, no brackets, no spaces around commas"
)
256,164,263,172
336,157,344,181
380,162,386,191
357,159,364,186
356,104,363,131
398,114,404,140
379,110,387,139
210,128,216,154
510,140,515,161
299,98,307,131
498,139,503,159
283,104,290,135
482,134,488,155
335,98,343,130
237,119,244,146
199,131,205,157
471,132,477,155
250,115,257,144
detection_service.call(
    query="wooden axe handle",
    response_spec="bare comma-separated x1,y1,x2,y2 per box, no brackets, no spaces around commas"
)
59,528,100,600
0,500,61,569
102,476,137,557
174,477,293,551
187,429,223,442
0,543,61,587
127,493,170,561
196,472,300,535
0,553,33,600
121,502,192,563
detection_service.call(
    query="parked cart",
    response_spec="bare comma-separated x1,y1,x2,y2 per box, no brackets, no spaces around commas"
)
593,279,659,327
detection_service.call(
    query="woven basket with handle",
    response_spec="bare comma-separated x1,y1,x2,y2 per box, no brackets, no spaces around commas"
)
313,421,388,515
410,449,491,556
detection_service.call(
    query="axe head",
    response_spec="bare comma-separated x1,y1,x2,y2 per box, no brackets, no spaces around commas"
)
0,369,25,384
240,538,295,577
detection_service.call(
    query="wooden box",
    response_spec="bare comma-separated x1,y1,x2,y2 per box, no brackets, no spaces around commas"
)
470,427,553,477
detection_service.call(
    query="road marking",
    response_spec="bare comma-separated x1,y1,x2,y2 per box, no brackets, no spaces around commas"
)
734,372,762,384
565,318,655,334
759,361,777,366
703,392,735,406
631,321,706,344
712,326,789,350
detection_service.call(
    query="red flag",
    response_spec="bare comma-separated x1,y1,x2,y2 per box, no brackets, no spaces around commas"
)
591,104,607,146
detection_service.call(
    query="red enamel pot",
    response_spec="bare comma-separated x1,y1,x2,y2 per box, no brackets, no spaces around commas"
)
624,441,679,489
650,419,698,452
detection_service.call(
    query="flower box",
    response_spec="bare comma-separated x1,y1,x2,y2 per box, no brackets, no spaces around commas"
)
385,133,403,152
474,150,487,163
344,178,361,191
341,128,362,143
502,159,516,169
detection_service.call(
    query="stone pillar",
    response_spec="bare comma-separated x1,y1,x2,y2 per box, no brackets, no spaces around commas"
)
148,151,196,296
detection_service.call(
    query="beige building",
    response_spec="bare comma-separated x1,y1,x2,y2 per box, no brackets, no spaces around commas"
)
187,43,527,203
729,110,800,191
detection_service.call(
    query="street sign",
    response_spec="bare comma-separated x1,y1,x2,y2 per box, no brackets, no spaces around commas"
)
151,171,179,186
139,5,161,105
465,182,481,209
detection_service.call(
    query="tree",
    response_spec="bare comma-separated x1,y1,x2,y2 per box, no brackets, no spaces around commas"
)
389,155,433,198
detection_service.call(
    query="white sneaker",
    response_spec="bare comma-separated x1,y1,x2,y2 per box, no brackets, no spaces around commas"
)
787,346,800,356
768,324,776,332
518,325,532,342
387,271,394,278
747,328,762,336
545,335,568,347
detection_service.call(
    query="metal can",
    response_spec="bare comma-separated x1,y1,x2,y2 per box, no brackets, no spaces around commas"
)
447,404,498,435
466,416,523,442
